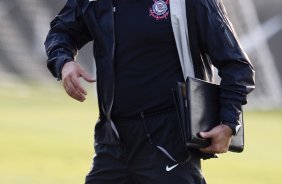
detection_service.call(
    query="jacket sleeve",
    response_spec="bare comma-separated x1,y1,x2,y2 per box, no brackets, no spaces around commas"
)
197,0,255,126
44,0,92,80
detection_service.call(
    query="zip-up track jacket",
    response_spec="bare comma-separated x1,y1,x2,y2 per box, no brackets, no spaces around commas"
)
45,0,255,157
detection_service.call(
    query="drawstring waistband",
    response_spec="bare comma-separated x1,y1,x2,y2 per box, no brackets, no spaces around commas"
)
140,111,192,165
108,106,192,165
111,106,176,121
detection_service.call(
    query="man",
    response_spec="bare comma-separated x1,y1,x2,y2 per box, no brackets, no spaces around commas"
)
45,0,255,183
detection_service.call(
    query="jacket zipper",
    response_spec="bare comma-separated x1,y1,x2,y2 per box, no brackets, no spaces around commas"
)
108,1,120,140
224,29,235,48
218,17,235,48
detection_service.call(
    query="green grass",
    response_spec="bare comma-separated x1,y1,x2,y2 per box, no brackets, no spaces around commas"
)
203,110,282,184
0,84,97,184
0,84,282,184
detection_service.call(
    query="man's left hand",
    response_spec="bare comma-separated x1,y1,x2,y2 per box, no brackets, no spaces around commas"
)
199,124,233,154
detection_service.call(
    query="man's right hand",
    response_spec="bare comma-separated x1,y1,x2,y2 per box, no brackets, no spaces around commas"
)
62,61,96,102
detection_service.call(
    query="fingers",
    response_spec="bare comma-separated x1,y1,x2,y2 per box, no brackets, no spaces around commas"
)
199,130,226,154
80,70,96,83
61,62,96,102
199,131,213,139
63,76,86,102
199,125,232,154
200,144,228,154
70,76,87,96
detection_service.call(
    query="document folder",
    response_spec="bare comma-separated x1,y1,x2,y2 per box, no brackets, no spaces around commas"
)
173,77,244,153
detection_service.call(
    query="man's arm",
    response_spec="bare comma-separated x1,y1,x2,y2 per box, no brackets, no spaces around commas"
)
44,0,95,101
196,0,255,153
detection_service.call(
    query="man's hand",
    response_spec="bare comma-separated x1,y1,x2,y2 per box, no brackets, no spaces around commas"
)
62,61,96,102
199,124,233,154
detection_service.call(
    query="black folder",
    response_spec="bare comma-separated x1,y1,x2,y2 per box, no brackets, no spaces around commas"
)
173,77,244,153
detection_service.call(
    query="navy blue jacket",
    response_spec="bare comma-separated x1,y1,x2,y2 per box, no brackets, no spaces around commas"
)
45,0,255,150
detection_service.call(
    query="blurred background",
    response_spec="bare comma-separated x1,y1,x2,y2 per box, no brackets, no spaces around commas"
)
0,0,281,183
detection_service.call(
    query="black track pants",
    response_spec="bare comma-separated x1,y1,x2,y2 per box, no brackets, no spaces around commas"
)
85,111,206,184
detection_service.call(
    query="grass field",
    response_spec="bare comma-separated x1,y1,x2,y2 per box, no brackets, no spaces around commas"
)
0,83,281,184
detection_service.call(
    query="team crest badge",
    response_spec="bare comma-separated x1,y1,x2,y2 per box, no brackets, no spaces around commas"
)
149,0,169,20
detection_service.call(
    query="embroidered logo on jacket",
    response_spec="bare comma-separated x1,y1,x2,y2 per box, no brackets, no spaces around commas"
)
149,0,169,20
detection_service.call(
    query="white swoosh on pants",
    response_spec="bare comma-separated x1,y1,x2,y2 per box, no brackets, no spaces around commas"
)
166,164,179,172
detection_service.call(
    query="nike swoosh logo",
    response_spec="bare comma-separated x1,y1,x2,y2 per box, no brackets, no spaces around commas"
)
166,164,179,172
236,125,241,134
